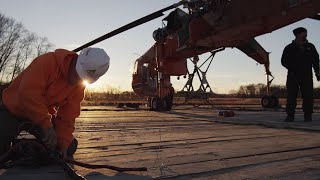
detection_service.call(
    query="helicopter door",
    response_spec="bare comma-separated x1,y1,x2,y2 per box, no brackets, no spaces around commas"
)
141,63,157,92
140,63,150,84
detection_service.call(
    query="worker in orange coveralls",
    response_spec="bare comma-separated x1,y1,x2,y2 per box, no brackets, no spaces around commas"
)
0,47,110,159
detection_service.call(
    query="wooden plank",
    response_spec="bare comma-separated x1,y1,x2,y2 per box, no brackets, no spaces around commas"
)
1,108,320,179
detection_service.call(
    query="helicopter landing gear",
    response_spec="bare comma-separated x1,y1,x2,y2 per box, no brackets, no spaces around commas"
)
163,96,173,111
149,96,173,111
261,74,279,108
261,95,279,108
150,97,161,111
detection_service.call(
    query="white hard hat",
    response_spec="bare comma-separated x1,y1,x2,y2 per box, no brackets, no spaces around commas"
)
76,47,110,84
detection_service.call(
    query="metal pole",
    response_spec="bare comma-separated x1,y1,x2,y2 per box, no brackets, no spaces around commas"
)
267,74,270,96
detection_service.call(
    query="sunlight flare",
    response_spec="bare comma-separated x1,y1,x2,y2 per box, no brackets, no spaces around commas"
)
83,80,96,89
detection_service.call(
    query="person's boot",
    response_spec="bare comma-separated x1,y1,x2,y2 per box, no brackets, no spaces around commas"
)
284,114,294,122
304,113,312,122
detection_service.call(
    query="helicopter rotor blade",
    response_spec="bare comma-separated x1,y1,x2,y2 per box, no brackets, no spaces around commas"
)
73,2,183,52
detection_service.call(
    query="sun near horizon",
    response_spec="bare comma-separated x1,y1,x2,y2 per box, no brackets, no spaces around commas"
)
83,80,95,89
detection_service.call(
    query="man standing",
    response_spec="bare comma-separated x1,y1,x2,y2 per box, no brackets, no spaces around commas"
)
281,27,320,122
0,47,110,158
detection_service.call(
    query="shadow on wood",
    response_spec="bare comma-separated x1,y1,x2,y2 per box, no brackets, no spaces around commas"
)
84,171,151,180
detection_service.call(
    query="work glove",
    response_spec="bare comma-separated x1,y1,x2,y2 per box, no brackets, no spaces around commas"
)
316,73,320,81
42,127,57,151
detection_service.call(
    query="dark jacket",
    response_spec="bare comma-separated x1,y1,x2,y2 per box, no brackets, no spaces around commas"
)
281,40,320,79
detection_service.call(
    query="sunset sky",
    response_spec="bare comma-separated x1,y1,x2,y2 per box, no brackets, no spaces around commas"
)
1,0,320,93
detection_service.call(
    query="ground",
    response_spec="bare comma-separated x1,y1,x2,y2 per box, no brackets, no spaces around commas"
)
1,106,320,180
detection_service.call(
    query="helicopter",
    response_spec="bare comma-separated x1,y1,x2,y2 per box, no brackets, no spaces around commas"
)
74,0,320,111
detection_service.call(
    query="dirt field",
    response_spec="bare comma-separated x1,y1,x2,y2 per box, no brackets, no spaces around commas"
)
1,106,320,179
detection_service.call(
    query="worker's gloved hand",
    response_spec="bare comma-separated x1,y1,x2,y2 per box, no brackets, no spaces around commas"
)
316,73,320,81
41,127,57,151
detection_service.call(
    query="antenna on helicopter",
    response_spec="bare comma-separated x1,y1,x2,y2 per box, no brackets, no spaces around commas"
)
73,2,184,52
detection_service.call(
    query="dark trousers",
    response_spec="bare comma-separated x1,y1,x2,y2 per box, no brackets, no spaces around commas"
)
286,73,313,115
0,108,77,156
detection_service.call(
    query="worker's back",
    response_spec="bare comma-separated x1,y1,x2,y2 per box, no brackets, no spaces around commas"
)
2,49,84,128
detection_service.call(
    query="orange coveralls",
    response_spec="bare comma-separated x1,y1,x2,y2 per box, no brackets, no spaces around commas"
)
2,49,85,149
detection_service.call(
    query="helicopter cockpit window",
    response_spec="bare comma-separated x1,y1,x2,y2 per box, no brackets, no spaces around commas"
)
133,60,138,74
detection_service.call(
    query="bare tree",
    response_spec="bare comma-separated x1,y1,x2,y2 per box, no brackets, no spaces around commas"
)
35,37,53,57
10,32,36,81
0,13,10,42
0,18,23,74
0,12,54,83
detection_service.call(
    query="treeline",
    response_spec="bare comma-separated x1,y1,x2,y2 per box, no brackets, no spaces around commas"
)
233,83,320,98
83,83,320,102
0,12,53,82
84,88,141,102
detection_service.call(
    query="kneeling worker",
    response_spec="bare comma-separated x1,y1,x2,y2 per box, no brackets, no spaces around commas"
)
0,47,110,158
